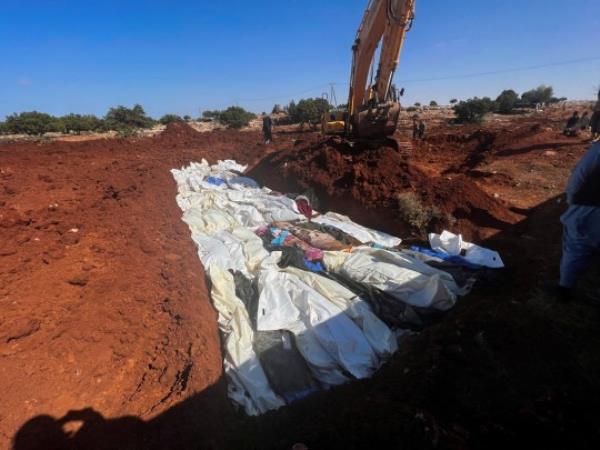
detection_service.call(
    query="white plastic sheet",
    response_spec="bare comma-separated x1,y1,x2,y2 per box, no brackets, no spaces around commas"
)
256,266,378,383
429,230,504,269
313,212,402,247
324,247,460,311
209,266,285,415
283,266,398,359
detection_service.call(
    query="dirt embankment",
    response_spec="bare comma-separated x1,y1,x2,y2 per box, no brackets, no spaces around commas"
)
248,136,521,241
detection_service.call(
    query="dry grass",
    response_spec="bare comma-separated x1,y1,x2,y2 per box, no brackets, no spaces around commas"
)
396,191,455,234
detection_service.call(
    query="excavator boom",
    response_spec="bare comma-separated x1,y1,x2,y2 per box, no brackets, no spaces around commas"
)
347,0,415,138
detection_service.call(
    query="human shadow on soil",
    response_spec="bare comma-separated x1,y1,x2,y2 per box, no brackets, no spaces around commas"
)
12,378,232,450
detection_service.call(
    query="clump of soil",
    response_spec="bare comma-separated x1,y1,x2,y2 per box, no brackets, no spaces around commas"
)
248,136,521,240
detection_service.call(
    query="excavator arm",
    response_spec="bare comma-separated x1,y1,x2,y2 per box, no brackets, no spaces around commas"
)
347,0,415,137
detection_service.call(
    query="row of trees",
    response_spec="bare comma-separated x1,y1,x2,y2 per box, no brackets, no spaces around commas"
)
452,85,566,123
0,104,260,135
0,105,158,136
201,107,256,129
0,85,568,134
266,98,333,129
272,85,565,127
404,86,566,122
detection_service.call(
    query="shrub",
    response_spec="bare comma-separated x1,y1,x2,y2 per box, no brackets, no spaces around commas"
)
521,85,554,106
201,110,220,121
287,98,330,128
216,106,256,129
429,100,438,107
453,97,496,123
414,102,421,107
62,114,104,134
104,104,154,131
159,114,184,125
449,99,458,104
116,127,137,138
4,111,64,135
495,89,519,114
397,191,448,233
183,115,191,121
406,106,418,112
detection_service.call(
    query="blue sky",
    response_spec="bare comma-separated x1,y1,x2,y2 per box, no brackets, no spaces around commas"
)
1,0,599,119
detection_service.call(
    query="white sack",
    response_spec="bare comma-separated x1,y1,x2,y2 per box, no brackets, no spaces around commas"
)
257,268,378,383
283,266,397,359
429,230,504,268
313,212,402,247
209,266,284,415
324,248,459,311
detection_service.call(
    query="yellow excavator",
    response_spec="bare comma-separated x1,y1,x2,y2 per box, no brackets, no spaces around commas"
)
322,0,416,139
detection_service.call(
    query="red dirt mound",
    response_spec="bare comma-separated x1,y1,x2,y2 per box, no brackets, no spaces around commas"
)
248,136,521,240
155,120,208,144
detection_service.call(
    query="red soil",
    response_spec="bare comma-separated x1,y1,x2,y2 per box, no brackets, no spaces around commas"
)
0,123,281,449
248,136,521,240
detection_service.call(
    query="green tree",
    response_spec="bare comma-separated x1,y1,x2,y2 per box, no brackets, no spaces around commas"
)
104,104,154,131
183,115,192,121
62,114,104,134
414,102,421,107
495,89,519,114
4,111,64,135
453,97,496,123
202,110,220,120
216,106,256,129
287,98,330,128
429,100,438,107
159,114,184,125
272,104,284,114
449,99,458,104
285,100,296,114
521,85,554,106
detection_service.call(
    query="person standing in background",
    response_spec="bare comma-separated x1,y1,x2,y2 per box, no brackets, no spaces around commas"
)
418,119,426,140
262,113,273,144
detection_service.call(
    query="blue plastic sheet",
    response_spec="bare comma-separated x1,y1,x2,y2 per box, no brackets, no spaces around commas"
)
206,176,226,186
410,246,482,269
303,258,324,272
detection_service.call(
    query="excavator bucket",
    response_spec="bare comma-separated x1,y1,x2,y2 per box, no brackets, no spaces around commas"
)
352,102,402,139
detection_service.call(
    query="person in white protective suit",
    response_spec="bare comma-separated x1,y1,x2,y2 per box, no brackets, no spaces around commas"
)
558,142,600,300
